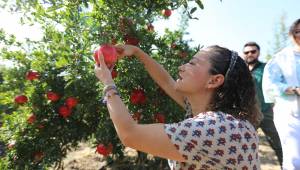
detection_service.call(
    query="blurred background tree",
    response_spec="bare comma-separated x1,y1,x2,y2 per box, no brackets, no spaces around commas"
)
265,13,289,61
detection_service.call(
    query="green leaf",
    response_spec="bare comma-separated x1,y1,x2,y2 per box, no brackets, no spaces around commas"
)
190,7,197,14
55,57,68,68
183,1,188,8
195,0,204,9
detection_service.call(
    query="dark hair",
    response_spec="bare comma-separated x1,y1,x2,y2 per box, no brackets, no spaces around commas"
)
243,41,260,51
289,18,300,36
206,45,262,128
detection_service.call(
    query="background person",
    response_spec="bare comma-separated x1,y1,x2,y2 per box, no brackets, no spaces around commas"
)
263,18,300,170
242,41,282,167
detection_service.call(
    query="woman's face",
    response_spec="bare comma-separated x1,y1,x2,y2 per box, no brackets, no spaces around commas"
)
175,50,213,93
292,23,300,47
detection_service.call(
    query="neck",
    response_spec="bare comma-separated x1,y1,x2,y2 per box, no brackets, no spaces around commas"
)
294,44,300,52
185,90,213,117
248,62,257,71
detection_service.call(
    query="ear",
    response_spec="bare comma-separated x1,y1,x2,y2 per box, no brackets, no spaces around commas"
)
206,74,224,89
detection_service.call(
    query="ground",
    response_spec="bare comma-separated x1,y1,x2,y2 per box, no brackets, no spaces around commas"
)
56,129,281,170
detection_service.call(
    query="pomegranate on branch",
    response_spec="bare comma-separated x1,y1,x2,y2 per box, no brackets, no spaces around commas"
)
94,44,118,69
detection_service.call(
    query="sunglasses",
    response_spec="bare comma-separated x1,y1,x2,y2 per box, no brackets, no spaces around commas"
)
243,50,257,55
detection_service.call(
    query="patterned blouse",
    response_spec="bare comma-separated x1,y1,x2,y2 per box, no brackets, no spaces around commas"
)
164,111,260,170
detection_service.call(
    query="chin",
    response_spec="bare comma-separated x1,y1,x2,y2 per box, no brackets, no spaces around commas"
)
174,83,179,91
174,81,181,91
174,82,185,92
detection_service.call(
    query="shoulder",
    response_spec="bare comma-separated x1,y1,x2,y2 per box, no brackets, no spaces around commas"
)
167,111,255,130
266,47,293,68
258,61,266,67
192,111,236,120
165,111,225,131
193,111,248,127
274,47,293,59
205,111,256,130
253,62,266,71
192,111,226,122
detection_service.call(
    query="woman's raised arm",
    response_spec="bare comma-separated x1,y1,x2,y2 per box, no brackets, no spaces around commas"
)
116,45,185,107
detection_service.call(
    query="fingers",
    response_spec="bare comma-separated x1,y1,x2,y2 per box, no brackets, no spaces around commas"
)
115,45,126,60
115,45,125,54
109,64,115,72
116,48,124,54
296,88,300,96
97,49,108,69
115,44,124,49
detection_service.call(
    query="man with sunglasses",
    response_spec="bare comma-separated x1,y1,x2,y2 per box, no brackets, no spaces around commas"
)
242,42,283,167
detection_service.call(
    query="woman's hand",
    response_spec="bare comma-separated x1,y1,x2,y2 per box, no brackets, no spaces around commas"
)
115,44,139,59
285,86,299,95
295,87,300,96
94,50,114,85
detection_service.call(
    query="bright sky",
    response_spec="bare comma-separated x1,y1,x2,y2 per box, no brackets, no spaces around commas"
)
156,0,299,60
191,0,299,58
0,0,299,65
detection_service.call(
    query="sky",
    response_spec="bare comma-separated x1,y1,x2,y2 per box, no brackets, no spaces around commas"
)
0,0,299,65
156,0,299,61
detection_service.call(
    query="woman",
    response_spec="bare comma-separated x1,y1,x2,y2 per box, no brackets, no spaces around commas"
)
95,45,262,169
263,18,300,169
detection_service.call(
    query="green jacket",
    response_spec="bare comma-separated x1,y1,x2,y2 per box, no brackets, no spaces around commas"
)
251,62,273,119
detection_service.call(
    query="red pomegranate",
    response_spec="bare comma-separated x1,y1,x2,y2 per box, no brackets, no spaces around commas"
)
154,113,165,123
94,44,117,68
130,89,146,105
26,70,40,81
96,143,113,156
27,114,36,124
162,9,172,17
46,91,60,102
58,106,72,118
14,95,28,104
111,69,118,79
65,97,78,108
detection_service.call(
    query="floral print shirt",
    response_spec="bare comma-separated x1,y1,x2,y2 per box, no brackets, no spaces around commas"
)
164,111,260,170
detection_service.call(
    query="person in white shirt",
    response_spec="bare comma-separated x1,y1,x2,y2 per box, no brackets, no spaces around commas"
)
263,18,300,170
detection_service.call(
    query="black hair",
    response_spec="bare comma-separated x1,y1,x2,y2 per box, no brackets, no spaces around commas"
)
243,42,260,51
206,45,262,127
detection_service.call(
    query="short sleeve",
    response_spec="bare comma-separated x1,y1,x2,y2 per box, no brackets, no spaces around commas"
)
263,57,288,103
164,112,260,169
164,114,216,164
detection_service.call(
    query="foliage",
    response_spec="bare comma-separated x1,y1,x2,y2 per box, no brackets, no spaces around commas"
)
0,0,204,169
265,13,289,61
